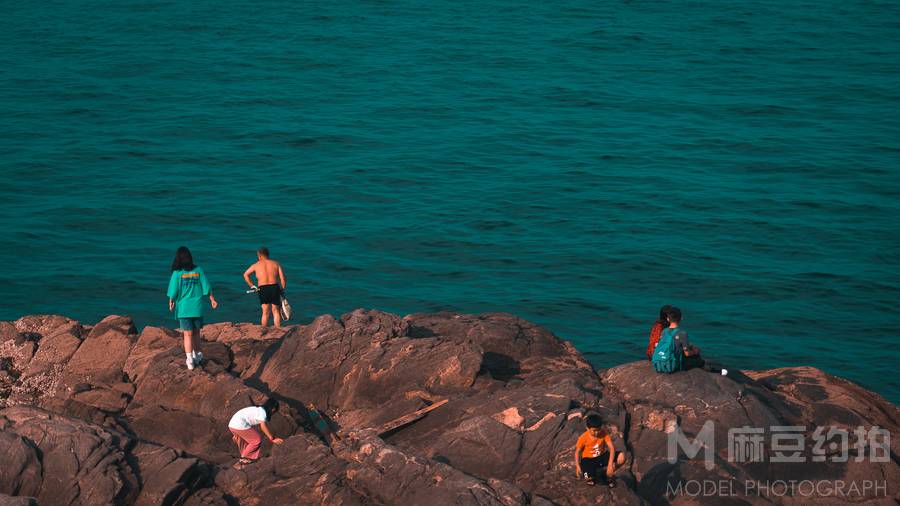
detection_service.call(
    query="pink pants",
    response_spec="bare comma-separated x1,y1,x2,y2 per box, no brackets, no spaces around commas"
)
230,427,262,460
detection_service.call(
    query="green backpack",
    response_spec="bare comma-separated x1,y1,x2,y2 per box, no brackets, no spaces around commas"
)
652,328,684,373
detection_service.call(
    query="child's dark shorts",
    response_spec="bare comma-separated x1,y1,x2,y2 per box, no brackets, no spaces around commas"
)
581,454,612,479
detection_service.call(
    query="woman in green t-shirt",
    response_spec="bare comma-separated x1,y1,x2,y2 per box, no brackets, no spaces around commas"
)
167,246,218,370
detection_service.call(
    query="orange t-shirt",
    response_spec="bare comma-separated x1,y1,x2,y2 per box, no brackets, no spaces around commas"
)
577,430,611,459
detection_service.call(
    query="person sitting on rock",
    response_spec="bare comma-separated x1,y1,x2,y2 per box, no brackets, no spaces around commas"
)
646,304,671,360
228,398,285,469
653,306,727,375
167,246,218,371
575,414,625,487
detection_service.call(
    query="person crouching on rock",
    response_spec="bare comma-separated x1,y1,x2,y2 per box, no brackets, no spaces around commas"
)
575,414,625,487
229,398,284,469
167,246,218,371
646,304,671,360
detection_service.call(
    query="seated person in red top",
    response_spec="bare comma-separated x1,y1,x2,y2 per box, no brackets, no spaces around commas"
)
574,414,626,487
646,305,672,360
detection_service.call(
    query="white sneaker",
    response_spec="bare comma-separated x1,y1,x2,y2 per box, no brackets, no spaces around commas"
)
193,352,203,365
721,369,729,376
186,356,195,370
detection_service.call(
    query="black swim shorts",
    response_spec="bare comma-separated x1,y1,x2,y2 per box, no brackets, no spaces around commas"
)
258,284,282,305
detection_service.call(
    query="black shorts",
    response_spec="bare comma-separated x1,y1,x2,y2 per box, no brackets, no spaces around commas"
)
581,455,610,479
258,284,281,305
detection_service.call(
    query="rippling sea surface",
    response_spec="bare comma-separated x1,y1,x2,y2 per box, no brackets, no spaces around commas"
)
1,1,898,402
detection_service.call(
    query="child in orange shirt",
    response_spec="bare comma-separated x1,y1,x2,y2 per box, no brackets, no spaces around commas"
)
574,414,626,487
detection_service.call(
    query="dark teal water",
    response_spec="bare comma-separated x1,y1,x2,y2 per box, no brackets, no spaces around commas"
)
2,1,898,403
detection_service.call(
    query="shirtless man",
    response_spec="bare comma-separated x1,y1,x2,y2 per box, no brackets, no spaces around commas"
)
243,247,287,327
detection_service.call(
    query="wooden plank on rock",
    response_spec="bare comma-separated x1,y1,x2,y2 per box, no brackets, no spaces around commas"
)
377,399,449,436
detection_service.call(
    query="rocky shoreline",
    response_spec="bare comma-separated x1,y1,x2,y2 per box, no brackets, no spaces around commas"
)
1,311,897,505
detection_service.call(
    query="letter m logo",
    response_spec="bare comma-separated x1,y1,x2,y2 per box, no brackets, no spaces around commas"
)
668,420,716,470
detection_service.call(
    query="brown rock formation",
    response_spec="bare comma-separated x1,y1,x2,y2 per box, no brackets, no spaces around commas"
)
0,310,897,505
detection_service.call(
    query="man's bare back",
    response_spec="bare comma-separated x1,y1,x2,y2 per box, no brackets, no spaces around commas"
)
247,259,284,288
243,249,287,327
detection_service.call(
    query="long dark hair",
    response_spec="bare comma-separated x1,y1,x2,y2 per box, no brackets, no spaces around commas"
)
171,246,196,272
656,304,672,326
261,398,280,419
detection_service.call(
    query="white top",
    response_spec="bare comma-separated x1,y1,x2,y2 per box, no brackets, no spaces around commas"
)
228,406,268,430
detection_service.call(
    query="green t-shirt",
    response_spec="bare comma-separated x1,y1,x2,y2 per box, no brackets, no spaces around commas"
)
167,267,211,319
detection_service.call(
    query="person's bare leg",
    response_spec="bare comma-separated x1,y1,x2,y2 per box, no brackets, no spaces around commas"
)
261,304,270,326
183,330,194,354
183,329,195,369
192,326,201,357
608,452,626,474
272,304,281,328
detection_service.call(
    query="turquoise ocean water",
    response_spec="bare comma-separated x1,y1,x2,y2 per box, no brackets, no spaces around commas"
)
1,1,898,403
